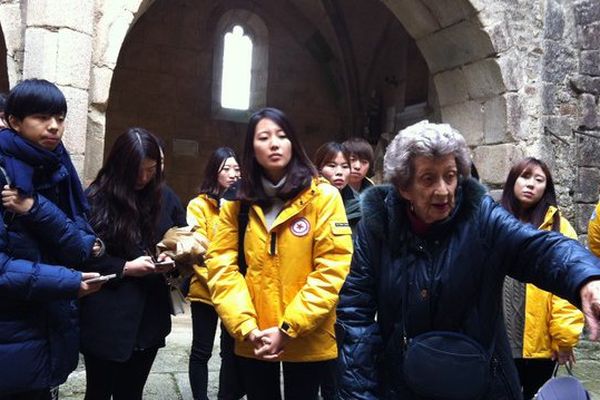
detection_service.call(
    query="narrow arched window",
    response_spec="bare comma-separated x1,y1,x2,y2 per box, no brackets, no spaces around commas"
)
221,25,253,110
212,9,268,121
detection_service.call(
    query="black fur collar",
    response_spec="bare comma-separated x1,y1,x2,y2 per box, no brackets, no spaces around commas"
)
361,178,488,242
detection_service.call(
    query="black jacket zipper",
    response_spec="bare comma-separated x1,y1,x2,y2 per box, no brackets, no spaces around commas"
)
270,232,276,255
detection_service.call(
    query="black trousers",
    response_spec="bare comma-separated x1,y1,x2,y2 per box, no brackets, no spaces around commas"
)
189,302,219,400
514,358,556,400
319,358,338,400
83,348,159,400
238,356,330,400
218,326,245,400
0,389,53,400
189,302,245,400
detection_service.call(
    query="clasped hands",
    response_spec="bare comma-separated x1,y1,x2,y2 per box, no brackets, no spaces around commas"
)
247,327,291,360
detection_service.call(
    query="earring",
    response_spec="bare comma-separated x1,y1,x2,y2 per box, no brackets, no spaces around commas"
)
409,202,415,213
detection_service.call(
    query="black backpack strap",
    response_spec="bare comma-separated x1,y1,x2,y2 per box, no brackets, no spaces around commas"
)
237,201,250,276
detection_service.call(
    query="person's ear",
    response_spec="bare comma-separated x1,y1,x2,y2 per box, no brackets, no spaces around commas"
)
7,115,21,132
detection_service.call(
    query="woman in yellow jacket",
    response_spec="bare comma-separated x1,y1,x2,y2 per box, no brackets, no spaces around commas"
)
501,157,584,399
187,147,241,400
206,107,353,400
588,201,600,257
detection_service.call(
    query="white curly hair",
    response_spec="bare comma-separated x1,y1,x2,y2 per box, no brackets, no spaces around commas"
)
383,120,471,189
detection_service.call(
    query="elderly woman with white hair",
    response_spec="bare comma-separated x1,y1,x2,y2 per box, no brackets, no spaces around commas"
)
336,120,600,400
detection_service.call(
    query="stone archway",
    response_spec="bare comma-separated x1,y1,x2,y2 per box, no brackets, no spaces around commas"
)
86,0,538,191
381,0,529,188
84,0,157,183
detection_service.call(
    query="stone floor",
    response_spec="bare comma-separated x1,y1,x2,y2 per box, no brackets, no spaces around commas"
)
60,306,600,399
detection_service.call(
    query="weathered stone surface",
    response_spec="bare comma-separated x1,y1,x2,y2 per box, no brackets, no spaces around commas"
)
418,20,495,74
26,0,94,35
484,95,509,144
576,167,600,202
497,50,523,92
541,116,574,145
420,0,476,28
380,0,440,40
56,29,93,89
22,27,58,80
464,58,505,100
544,0,565,40
486,20,512,53
60,86,89,155
506,93,527,141
571,75,600,95
577,134,600,167
433,68,469,106
89,66,114,106
541,83,556,114
472,143,524,185
580,50,600,76
574,0,600,26
542,40,576,83
580,93,598,129
575,203,597,233
440,101,485,145
577,21,600,49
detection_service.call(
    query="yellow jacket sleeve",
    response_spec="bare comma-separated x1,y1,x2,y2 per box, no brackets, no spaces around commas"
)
187,197,209,238
549,216,584,351
206,200,258,340
281,186,353,338
588,202,600,257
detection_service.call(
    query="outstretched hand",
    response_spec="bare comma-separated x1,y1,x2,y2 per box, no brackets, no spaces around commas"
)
580,280,600,340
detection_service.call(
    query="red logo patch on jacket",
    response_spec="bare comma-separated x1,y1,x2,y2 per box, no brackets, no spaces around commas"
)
290,217,311,237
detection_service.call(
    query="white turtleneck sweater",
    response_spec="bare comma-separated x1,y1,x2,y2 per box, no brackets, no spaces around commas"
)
261,175,286,230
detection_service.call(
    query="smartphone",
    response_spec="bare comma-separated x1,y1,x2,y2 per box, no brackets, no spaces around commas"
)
153,260,175,268
84,273,117,284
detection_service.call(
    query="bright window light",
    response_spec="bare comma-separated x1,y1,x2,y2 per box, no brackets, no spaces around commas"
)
221,25,253,110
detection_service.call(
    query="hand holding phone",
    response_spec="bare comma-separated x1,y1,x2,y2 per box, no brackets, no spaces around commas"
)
84,273,117,284
153,260,175,273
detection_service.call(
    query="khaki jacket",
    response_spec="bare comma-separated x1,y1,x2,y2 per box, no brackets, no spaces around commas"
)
523,206,584,358
187,193,219,304
206,178,353,361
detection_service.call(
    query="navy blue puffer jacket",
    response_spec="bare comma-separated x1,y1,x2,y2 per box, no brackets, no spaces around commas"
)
0,154,96,394
336,179,600,399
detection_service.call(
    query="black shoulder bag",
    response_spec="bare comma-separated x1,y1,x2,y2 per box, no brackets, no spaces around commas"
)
399,261,495,400
237,201,250,275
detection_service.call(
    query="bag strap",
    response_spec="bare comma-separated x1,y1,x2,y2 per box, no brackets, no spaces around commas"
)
398,244,498,355
552,362,574,377
237,201,250,276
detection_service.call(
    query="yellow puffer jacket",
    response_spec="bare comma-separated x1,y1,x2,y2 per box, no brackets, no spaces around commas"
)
206,178,353,361
187,193,219,304
523,206,584,358
587,201,600,257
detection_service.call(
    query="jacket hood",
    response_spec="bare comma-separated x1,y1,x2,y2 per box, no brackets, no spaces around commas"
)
361,177,488,243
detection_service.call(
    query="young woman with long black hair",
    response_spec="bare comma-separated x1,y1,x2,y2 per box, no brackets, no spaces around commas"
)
187,147,242,400
80,127,185,400
206,108,353,400
501,157,584,399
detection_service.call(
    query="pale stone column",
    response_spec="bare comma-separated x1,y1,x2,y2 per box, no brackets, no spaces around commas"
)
22,0,94,176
